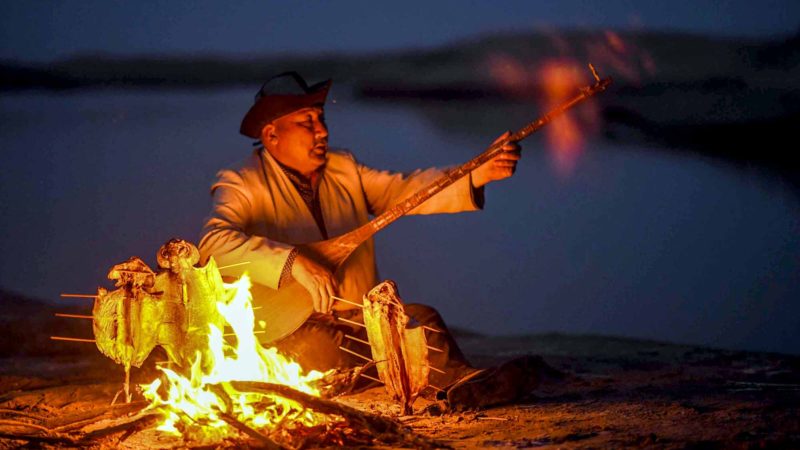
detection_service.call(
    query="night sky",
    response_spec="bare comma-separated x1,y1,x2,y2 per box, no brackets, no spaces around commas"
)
1,0,798,62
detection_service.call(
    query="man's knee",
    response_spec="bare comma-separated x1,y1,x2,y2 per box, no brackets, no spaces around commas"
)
272,323,344,372
405,303,445,327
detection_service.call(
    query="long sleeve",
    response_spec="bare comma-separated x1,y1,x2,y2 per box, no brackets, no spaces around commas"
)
198,169,294,289
357,161,484,217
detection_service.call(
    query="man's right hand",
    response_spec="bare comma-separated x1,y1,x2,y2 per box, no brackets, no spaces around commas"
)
291,253,337,314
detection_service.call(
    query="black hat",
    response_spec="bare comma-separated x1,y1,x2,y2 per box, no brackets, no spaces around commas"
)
240,72,332,138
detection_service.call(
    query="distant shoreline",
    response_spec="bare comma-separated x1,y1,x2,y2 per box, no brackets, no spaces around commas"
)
2,29,798,184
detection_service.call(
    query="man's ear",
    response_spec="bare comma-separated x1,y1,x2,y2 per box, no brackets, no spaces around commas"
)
261,123,278,148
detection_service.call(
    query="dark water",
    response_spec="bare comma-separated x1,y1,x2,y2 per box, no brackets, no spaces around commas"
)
1,87,798,355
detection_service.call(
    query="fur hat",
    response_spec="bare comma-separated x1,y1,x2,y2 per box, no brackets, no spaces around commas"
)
240,72,331,138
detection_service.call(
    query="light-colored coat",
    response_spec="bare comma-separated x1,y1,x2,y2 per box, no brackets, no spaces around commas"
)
198,148,482,302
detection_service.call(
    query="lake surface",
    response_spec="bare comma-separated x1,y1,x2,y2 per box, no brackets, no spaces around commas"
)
1,86,798,354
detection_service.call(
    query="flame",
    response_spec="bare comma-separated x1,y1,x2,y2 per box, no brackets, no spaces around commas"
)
142,274,329,441
486,29,652,176
538,59,596,175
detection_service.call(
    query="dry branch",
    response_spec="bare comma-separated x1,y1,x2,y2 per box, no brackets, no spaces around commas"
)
228,381,447,449
217,411,287,450
0,431,78,445
0,408,46,421
79,411,160,441
0,419,51,433
46,400,146,431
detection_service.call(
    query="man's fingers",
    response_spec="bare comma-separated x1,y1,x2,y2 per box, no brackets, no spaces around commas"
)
324,282,335,314
310,287,322,313
494,158,518,167
318,284,329,314
491,130,512,146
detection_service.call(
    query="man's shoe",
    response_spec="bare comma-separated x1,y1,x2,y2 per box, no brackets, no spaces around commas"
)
442,355,548,411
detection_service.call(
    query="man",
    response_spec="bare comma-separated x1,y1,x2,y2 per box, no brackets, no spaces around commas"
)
199,72,537,408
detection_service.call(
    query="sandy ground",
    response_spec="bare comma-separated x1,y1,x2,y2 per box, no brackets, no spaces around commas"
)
1,329,799,449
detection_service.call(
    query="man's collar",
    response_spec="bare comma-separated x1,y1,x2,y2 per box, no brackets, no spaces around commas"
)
272,155,322,192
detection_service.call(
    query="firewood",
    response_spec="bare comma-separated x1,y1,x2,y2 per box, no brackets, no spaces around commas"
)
0,419,51,434
217,411,287,450
48,401,146,432
0,408,45,421
0,431,78,445
79,411,160,441
228,381,447,449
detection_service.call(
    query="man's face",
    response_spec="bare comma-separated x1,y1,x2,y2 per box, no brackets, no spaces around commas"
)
262,107,328,176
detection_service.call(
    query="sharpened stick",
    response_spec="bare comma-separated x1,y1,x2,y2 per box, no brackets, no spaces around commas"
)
343,334,371,346
223,330,265,337
55,313,92,319
332,295,363,309
423,325,443,334
359,373,383,384
428,383,445,392
426,345,444,353
60,293,97,299
336,316,367,328
50,336,95,343
339,346,374,363
218,261,252,270
427,365,446,375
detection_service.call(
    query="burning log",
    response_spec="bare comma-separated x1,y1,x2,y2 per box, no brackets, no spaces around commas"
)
362,280,431,415
230,381,445,449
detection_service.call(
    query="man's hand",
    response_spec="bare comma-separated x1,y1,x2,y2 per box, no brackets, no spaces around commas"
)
291,253,337,314
471,131,522,188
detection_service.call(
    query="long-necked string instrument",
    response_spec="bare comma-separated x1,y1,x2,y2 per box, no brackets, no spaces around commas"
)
250,65,612,343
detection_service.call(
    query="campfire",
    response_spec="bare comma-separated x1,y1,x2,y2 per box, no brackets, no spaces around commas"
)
140,274,329,443
34,239,442,448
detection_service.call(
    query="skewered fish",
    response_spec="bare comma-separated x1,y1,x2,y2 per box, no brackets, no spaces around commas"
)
362,280,429,414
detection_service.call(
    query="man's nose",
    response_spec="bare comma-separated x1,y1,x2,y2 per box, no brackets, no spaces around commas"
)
314,120,328,139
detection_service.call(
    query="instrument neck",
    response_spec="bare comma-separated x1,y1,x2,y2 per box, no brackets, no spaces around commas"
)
335,75,612,255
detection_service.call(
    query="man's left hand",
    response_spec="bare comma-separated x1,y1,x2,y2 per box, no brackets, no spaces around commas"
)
471,131,521,188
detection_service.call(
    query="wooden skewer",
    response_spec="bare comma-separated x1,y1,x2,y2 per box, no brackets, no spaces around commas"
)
333,296,445,333
218,261,252,270
332,295,363,309
343,334,370,346
428,383,445,392
426,345,444,353
338,346,374,363
427,365,446,375
223,330,265,337
60,293,97,299
336,316,367,329
50,336,95,343
359,373,383,384
55,313,92,319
